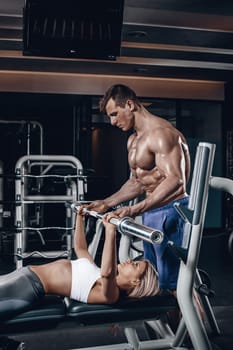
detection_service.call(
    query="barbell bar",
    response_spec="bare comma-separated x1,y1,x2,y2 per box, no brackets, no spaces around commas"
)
69,202,164,244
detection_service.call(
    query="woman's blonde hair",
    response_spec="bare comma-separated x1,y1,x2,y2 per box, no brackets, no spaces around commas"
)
127,260,160,298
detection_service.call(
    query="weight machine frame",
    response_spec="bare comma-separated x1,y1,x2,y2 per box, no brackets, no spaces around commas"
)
14,154,85,268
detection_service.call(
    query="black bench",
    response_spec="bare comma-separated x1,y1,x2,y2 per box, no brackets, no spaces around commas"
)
0,293,177,333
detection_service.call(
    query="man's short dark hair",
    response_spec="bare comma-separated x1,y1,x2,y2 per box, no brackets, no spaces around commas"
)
99,84,140,113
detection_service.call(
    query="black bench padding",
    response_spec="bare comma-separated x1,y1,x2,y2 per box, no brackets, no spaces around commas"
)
0,294,178,333
66,294,178,325
0,295,66,333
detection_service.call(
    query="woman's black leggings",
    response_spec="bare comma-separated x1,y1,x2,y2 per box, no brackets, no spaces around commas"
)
0,267,45,322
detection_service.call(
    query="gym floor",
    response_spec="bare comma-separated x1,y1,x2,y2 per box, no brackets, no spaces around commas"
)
0,232,233,350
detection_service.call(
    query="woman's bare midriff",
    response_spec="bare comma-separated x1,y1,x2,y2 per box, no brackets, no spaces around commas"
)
30,259,72,296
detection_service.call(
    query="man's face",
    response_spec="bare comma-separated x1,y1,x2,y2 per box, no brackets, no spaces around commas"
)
105,98,134,131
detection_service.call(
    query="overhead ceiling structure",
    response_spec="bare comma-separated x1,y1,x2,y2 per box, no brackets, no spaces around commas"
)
0,0,233,100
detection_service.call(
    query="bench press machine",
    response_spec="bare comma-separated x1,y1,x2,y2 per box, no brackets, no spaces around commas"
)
1,142,232,350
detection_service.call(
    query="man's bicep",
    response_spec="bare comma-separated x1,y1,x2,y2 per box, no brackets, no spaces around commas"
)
155,140,184,178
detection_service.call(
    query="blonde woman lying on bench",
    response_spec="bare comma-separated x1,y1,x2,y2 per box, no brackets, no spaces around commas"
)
0,209,159,321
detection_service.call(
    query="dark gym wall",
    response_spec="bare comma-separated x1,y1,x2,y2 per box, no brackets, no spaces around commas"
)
0,92,129,201
0,92,75,157
224,82,233,130
90,125,128,198
224,82,233,231
179,100,223,230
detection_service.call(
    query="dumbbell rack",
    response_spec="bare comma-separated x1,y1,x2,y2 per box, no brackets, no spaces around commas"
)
14,155,85,269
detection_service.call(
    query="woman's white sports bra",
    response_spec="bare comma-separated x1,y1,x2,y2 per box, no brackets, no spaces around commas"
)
70,258,101,303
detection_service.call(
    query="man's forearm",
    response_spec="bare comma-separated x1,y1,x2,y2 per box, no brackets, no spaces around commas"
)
104,178,144,209
130,176,185,216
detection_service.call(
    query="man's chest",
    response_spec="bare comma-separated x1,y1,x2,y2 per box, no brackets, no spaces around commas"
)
128,137,155,170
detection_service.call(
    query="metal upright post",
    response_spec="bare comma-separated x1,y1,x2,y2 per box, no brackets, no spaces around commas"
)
176,142,216,350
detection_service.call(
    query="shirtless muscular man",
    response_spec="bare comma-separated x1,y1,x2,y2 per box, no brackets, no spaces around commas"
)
87,84,191,292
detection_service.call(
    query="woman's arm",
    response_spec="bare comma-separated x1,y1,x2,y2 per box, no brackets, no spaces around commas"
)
99,217,119,303
73,213,94,262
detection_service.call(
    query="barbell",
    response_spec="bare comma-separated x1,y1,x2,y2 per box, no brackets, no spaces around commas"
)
69,202,164,244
